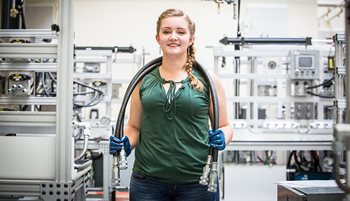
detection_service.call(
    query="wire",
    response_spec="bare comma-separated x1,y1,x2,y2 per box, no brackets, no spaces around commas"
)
311,151,323,172
48,72,57,83
73,80,104,94
40,72,105,107
41,72,51,96
73,80,104,108
306,91,335,98
306,77,334,89
73,91,98,96
74,91,104,108
286,151,295,180
293,151,307,172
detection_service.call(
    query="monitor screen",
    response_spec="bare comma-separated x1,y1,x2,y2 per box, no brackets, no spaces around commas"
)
298,56,313,68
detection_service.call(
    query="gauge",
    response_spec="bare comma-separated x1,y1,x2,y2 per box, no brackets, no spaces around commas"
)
99,116,111,127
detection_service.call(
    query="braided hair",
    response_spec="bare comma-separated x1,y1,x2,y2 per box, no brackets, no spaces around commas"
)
156,8,204,91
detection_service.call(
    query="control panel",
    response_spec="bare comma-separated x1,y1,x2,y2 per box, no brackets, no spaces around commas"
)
290,50,320,80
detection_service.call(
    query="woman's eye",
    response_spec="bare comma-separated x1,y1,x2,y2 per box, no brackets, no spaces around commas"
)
163,30,171,34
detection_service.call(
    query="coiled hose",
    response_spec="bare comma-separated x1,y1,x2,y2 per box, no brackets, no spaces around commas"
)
112,56,219,192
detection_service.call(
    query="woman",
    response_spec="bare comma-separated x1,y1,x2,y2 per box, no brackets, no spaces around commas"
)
110,8,233,201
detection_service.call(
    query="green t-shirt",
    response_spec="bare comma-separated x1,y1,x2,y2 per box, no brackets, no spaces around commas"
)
132,66,211,184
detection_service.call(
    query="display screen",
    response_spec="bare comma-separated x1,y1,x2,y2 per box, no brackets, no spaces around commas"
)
298,56,313,68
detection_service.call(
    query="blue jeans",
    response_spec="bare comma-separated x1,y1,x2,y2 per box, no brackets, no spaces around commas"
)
130,172,217,201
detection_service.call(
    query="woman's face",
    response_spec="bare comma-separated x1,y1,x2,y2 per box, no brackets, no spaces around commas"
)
156,16,194,57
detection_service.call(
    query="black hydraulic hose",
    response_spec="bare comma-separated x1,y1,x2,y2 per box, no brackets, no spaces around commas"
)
114,56,162,139
194,61,219,161
114,56,218,140
111,57,161,185
113,57,219,190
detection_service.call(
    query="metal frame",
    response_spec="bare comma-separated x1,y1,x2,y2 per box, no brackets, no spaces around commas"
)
332,0,350,199
73,47,142,200
212,44,335,150
0,1,90,200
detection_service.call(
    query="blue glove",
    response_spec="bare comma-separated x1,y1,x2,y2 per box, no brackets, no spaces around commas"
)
109,135,133,157
208,129,226,151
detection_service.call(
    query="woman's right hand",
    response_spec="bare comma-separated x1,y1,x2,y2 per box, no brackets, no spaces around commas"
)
109,135,133,156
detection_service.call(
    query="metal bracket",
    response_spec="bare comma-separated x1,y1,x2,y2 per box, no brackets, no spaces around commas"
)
335,65,346,75
40,181,75,201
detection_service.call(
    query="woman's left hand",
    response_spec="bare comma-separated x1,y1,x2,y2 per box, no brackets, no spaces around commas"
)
208,129,226,150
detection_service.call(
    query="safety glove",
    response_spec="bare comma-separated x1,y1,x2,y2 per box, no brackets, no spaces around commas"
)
109,135,133,157
208,129,226,151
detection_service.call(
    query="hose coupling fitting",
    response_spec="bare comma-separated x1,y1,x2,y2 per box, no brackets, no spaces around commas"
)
207,161,218,192
118,148,128,170
112,157,120,185
199,155,212,185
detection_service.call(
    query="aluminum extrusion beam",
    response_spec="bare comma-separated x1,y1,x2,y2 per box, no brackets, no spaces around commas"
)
227,141,332,151
0,181,41,198
56,0,74,181
0,111,56,127
0,63,57,72
346,0,350,123
0,29,57,39
0,97,56,105
0,43,58,59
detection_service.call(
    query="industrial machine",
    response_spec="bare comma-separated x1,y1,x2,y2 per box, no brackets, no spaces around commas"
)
0,1,85,200
213,39,334,148
73,46,142,200
213,37,337,200
0,1,143,200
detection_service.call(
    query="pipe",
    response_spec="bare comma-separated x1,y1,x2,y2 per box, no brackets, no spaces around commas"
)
219,37,312,46
74,159,92,171
74,132,89,162
72,164,91,182
112,56,219,192
74,46,136,53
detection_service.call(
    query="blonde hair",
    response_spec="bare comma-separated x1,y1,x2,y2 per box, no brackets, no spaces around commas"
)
156,8,204,91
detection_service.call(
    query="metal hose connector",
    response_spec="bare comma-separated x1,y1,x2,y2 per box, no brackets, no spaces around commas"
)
207,161,218,192
199,155,212,185
118,148,128,170
112,157,120,185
